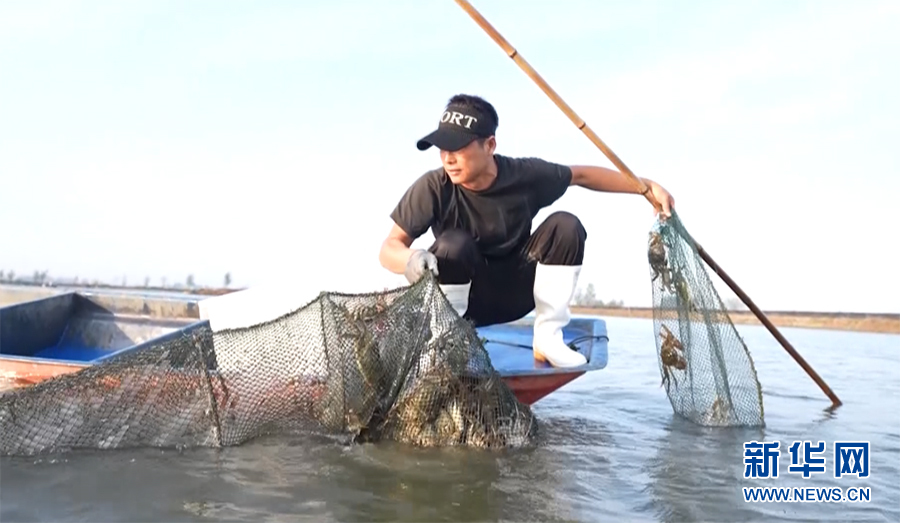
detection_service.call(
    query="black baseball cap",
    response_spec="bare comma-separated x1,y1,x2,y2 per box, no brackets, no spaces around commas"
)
416,101,497,152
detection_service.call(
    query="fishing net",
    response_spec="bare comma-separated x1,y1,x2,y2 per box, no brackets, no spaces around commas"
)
647,210,765,427
0,274,537,456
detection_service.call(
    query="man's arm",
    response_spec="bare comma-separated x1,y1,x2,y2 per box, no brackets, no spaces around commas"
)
381,169,439,276
569,165,674,215
378,223,416,275
570,165,650,193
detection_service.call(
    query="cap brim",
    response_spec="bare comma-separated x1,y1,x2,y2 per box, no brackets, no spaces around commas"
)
416,127,478,152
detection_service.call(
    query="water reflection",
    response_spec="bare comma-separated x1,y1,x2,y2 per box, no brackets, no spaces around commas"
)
643,416,765,523
316,417,597,522
324,442,506,522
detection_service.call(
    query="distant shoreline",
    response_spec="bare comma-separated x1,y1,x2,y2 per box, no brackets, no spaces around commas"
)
571,306,899,335
1,281,897,335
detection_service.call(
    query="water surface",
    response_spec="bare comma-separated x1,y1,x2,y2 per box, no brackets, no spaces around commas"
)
2,317,898,522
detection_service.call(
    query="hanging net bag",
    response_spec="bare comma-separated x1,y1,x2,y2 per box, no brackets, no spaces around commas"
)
647,210,765,427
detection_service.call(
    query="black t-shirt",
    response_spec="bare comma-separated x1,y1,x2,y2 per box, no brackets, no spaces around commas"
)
390,154,572,258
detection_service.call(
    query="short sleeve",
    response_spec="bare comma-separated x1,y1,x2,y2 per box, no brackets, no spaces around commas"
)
389,171,438,239
522,158,572,208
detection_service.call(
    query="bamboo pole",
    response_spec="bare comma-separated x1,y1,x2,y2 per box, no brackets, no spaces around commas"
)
452,0,842,408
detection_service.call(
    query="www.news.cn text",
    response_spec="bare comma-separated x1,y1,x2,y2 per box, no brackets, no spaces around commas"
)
743,486,871,503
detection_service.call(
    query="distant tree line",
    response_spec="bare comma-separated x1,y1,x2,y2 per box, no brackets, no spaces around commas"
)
571,283,625,308
0,269,236,290
567,282,753,311
724,298,750,311
0,272,759,310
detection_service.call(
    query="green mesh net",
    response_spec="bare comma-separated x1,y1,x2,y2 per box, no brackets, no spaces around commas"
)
0,274,537,456
647,211,765,427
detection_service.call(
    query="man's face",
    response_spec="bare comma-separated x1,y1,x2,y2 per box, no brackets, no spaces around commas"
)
440,137,496,185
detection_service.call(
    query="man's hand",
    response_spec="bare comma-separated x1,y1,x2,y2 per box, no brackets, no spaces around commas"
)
405,249,439,283
647,181,675,218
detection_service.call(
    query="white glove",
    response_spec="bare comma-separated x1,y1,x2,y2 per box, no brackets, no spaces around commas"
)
405,249,439,283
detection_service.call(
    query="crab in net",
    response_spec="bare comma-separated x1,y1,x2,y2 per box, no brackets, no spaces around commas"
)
658,324,687,392
648,231,674,293
649,230,699,313
385,360,536,449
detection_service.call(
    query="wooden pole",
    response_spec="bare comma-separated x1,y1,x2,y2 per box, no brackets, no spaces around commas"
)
452,0,842,408
696,245,842,407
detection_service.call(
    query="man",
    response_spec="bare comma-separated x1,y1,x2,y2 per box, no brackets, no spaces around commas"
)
379,94,675,368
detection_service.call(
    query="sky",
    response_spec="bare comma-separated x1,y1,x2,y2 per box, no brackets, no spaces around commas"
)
1,0,898,313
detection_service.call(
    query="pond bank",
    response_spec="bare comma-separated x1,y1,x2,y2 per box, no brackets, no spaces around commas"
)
571,306,900,334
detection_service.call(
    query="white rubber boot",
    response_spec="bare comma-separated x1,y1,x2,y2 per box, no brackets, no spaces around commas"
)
532,264,588,368
440,282,471,317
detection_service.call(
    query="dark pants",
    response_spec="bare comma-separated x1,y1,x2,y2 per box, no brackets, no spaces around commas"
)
428,211,587,327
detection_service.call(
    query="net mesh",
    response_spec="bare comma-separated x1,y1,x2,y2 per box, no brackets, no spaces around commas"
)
0,274,537,456
647,211,765,427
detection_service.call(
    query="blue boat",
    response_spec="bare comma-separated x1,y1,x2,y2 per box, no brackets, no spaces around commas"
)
0,285,608,404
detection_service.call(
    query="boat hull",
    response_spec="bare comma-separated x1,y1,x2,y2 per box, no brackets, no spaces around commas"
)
0,361,591,405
